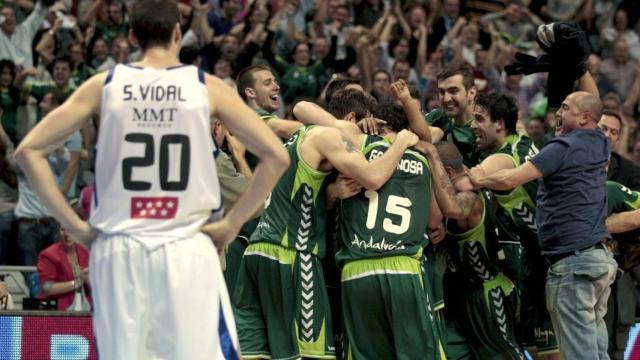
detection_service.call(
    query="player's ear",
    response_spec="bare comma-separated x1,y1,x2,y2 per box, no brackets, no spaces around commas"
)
173,23,182,45
467,85,477,102
346,112,357,123
245,87,256,99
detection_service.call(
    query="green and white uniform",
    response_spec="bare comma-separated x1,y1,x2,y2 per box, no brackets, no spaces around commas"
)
246,108,278,170
225,107,279,301
425,108,482,167
492,134,558,354
336,137,446,360
445,190,524,360
234,126,335,359
606,181,640,270
605,181,640,359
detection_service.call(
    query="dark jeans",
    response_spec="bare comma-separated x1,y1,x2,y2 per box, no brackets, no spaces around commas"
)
0,211,16,265
17,219,59,266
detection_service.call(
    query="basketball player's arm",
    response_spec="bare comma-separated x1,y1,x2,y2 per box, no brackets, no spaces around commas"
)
390,79,432,143
205,76,289,244
421,142,480,219
606,209,640,234
14,73,105,239
466,154,515,191
292,101,363,146
389,79,444,143
265,118,304,139
315,127,417,190
468,161,543,191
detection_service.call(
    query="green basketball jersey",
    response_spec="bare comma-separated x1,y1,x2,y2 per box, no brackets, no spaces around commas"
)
493,134,539,235
425,107,481,167
245,108,279,170
336,138,432,263
250,126,331,257
446,190,502,285
605,181,640,270
607,180,640,214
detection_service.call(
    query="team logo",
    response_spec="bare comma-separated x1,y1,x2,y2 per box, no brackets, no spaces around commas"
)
130,197,179,219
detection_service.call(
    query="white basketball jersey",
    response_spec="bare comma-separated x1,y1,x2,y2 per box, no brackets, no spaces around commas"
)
91,64,221,249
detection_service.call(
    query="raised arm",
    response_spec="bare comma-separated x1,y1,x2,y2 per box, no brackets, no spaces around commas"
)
22,1,49,39
315,127,418,190
14,72,106,241
577,71,599,98
390,79,431,143
35,19,62,65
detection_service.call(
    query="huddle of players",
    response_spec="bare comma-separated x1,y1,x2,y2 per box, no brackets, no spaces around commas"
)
227,61,640,360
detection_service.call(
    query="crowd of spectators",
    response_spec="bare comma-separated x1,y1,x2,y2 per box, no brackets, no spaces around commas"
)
1,0,640,309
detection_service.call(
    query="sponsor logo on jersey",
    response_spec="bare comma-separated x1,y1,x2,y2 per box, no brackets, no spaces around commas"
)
368,149,423,175
130,197,178,219
351,234,406,251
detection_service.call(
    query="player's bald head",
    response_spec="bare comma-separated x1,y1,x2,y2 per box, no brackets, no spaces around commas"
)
436,141,464,172
573,91,603,124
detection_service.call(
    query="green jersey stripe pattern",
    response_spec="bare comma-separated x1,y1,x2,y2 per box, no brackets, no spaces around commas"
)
250,126,331,257
494,133,539,234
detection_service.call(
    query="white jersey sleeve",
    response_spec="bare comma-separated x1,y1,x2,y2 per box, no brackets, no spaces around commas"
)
90,64,221,249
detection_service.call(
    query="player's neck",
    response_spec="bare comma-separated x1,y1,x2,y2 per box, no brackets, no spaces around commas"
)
135,47,181,69
493,132,509,152
454,106,474,125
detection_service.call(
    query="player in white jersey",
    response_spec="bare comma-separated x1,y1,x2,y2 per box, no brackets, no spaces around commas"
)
14,0,289,358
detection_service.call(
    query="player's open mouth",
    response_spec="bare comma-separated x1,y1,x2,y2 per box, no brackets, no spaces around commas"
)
556,117,563,132
270,94,278,101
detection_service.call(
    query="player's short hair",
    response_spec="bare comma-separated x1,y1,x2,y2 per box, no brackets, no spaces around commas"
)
373,99,408,133
236,65,274,102
326,89,376,121
436,141,464,171
130,0,180,50
325,78,361,104
475,92,518,134
601,109,623,132
437,62,475,90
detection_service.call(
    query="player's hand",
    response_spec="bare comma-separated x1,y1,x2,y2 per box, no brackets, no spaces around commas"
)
412,140,436,155
333,174,362,200
466,166,485,187
389,79,412,104
202,218,241,254
67,221,96,246
357,117,386,135
80,268,90,286
428,223,446,245
396,129,419,148
226,133,246,160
